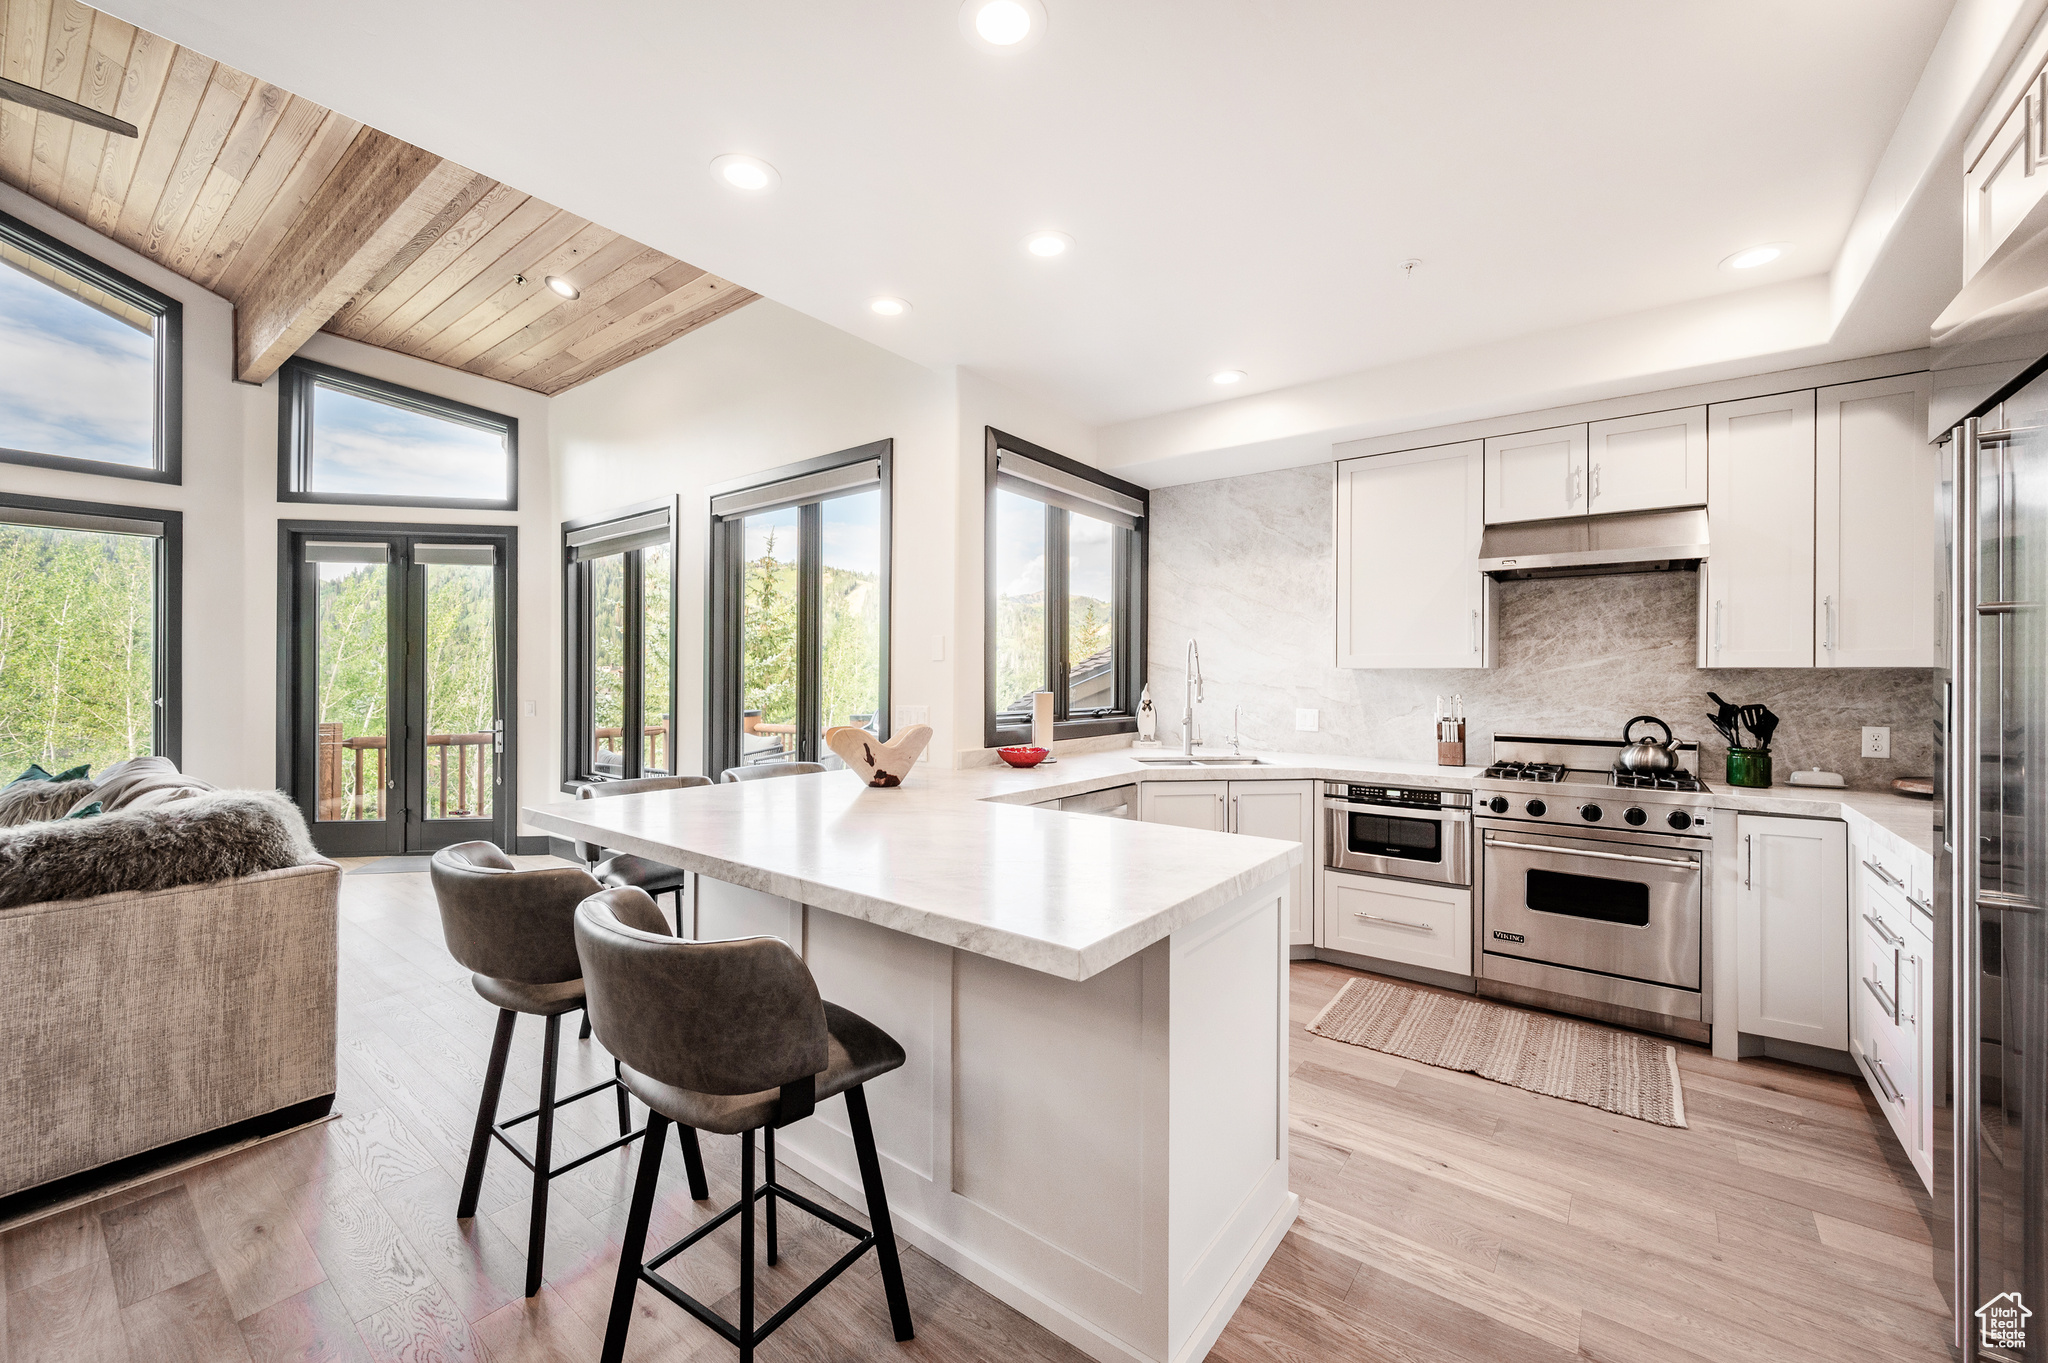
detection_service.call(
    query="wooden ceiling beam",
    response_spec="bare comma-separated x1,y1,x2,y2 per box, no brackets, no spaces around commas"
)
230,124,474,384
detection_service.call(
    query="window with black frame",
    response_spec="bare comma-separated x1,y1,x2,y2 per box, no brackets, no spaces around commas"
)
984,429,1146,747
563,503,675,783
277,358,517,509
0,210,181,482
706,442,890,779
0,493,181,774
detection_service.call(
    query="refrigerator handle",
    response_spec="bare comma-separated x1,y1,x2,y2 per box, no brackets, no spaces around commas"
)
1951,416,1982,1354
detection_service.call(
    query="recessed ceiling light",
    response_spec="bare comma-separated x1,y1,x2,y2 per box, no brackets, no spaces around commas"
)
868,296,910,316
1721,242,1789,271
1211,370,1246,386
711,154,780,192
960,0,1045,51
1024,231,1072,258
544,275,579,300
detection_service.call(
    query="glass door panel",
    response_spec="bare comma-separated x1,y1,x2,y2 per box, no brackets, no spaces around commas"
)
589,550,627,777
740,506,800,767
642,543,672,775
414,544,499,845
820,490,882,756
1066,509,1116,716
304,540,400,855
993,490,1047,722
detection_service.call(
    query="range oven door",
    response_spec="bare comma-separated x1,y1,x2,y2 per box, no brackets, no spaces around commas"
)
1325,799,1470,887
1481,825,1702,990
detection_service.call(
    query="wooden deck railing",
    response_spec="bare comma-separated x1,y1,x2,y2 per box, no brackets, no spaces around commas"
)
316,723,494,821
594,723,670,774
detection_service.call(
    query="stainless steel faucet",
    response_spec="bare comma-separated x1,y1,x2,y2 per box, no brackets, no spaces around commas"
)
1182,638,1204,757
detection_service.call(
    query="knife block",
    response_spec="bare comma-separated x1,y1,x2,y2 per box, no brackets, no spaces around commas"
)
1437,720,1465,768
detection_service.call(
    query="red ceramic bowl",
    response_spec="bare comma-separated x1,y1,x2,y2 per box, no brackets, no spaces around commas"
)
997,745,1050,768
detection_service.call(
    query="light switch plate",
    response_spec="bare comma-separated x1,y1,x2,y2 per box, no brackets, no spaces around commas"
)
1296,709,1319,732
1862,726,1890,758
522,700,536,718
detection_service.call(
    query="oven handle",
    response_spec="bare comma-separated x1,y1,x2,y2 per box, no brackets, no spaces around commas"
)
1325,799,1465,820
1484,837,1698,870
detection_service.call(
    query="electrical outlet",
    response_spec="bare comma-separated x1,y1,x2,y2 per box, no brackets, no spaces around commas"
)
1296,709,1319,732
896,705,931,727
1862,726,1891,759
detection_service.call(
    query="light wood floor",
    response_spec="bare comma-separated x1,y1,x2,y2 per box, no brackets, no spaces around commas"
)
0,869,1945,1362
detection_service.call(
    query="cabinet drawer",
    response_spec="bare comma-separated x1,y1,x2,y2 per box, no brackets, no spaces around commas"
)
1322,871,1471,975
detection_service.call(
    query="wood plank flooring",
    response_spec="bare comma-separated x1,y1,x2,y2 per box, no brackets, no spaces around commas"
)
0,871,1946,1361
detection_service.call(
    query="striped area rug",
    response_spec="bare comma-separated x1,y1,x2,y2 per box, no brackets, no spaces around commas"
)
1306,976,1687,1128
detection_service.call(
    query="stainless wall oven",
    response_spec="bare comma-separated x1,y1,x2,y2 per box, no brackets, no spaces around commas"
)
1323,784,1472,887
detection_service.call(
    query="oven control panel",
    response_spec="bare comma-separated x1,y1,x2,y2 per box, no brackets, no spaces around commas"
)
1473,789,1711,838
1325,783,1472,810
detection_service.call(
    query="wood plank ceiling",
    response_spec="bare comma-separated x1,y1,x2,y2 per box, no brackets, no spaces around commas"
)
0,0,757,394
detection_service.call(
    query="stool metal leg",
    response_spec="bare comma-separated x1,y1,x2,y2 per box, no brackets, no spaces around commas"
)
458,1009,516,1218
613,1058,631,1136
764,1125,778,1266
847,1085,914,1341
739,1128,756,1363
677,1124,710,1201
578,1007,592,1041
526,1012,562,1297
601,1112,669,1363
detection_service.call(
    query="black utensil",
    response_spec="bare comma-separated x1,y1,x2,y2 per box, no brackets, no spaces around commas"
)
1748,707,1779,751
1707,712,1740,747
1706,692,1743,747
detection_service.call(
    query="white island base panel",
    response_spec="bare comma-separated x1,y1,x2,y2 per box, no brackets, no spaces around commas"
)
692,871,1298,1363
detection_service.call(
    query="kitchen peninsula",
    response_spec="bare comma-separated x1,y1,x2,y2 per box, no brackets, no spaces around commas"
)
525,766,1306,1363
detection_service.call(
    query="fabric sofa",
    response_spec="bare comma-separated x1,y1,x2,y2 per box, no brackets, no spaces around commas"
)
0,760,339,1199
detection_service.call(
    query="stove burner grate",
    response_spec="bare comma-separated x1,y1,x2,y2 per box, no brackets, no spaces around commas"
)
1611,770,1705,792
1481,761,1570,783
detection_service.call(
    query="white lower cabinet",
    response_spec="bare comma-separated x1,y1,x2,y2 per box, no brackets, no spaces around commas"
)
1733,813,1847,1049
1228,780,1317,947
1849,834,1935,1192
1320,870,1472,976
1138,780,1229,831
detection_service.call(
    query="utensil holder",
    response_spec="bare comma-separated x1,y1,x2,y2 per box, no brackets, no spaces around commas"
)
1437,720,1465,768
1726,747,1772,789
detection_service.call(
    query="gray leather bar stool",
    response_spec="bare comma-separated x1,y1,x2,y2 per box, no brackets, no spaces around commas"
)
720,761,827,783
428,843,711,1296
576,887,914,1363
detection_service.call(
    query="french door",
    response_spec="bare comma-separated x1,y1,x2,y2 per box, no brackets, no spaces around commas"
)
282,523,515,856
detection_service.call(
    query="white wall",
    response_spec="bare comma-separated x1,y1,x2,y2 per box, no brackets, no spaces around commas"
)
0,182,559,833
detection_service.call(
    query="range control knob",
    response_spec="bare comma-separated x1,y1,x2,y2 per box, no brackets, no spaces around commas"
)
1667,810,1694,831
1623,807,1647,826
1488,796,1509,814
1525,799,1547,817
1580,803,1603,822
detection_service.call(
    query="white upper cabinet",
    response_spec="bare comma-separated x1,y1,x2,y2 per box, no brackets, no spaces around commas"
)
1483,425,1586,525
1585,407,1706,515
1705,391,1816,668
1816,374,1936,668
1337,442,1493,669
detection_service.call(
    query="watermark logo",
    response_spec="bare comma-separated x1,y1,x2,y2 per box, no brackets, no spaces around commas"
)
1978,1291,2031,1351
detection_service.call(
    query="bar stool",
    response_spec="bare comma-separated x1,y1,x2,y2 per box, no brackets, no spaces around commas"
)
574,775,710,921
575,886,915,1363
428,843,711,1296
720,761,827,783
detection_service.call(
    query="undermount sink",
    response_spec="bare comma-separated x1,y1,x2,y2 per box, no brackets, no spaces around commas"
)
1131,754,1266,766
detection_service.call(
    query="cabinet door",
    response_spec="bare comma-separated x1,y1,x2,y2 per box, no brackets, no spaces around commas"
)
1138,780,1229,831
1816,374,1936,667
1335,443,1493,668
1321,871,1472,975
1230,780,1315,946
1734,813,1847,1048
1706,392,1817,667
1586,407,1706,515
1484,425,1587,524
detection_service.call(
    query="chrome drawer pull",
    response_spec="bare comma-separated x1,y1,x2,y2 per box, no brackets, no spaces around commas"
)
1485,838,1696,869
1870,1054,1905,1105
1354,911,1434,932
1864,973,1899,1024
1861,858,1904,889
1862,911,1903,947
1907,893,1932,915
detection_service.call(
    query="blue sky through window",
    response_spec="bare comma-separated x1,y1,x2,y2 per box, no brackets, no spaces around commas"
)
0,257,154,467
308,382,508,501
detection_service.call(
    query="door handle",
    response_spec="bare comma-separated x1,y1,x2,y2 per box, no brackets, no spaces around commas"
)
1471,608,1480,654
1354,911,1434,932
1744,832,1753,888
1590,462,1601,505
1823,595,1834,652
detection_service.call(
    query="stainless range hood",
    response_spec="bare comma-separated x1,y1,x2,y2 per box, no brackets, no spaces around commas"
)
1478,507,1708,580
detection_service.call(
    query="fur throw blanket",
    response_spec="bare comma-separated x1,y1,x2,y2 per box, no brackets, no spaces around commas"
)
0,790,320,909
0,779,96,827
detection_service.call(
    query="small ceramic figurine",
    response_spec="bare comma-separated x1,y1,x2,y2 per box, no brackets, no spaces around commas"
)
1136,684,1158,743
825,724,933,787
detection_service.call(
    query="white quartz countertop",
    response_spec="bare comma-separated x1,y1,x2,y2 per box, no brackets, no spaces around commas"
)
524,745,1934,981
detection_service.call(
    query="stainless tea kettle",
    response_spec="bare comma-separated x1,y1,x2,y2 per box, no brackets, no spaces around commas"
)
1618,715,1681,774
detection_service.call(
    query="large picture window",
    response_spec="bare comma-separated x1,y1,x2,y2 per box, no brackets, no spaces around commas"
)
278,358,517,509
0,493,181,775
564,502,675,783
707,442,891,778
0,210,181,482
984,429,1146,747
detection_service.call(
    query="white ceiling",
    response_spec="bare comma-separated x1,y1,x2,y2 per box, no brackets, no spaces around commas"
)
104,0,1957,427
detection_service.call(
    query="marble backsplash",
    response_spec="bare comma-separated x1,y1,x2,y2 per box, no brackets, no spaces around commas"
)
1148,464,1935,791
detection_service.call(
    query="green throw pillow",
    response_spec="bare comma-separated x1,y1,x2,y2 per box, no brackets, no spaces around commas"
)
8,763,89,786
64,801,103,819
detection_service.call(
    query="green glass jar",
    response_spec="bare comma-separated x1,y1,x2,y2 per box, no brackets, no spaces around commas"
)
1726,748,1772,789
